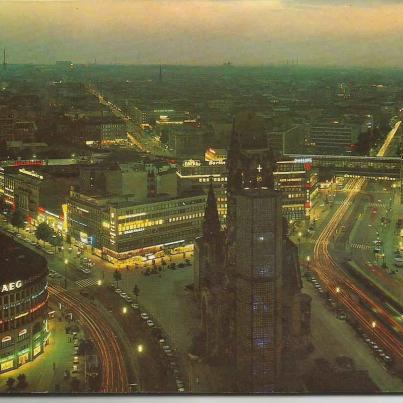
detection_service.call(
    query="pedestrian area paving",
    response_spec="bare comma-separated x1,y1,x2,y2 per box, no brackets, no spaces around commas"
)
75,278,98,288
0,305,83,393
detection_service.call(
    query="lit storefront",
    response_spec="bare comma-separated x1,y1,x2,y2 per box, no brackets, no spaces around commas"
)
0,234,49,374
66,190,206,264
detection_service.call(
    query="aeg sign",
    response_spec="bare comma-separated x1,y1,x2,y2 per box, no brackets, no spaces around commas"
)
1,281,23,293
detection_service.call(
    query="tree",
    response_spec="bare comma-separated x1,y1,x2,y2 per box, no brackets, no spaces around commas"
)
133,284,140,302
6,377,15,390
17,374,28,389
49,233,63,251
113,270,122,287
35,222,53,244
11,209,25,232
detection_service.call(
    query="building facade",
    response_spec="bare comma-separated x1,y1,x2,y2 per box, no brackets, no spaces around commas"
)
66,190,206,263
177,156,316,223
0,234,49,373
308,121,357,155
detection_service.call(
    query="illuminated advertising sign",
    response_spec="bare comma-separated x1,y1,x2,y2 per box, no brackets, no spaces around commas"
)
1,281,23,293
293,158,312,164
183,159,201,167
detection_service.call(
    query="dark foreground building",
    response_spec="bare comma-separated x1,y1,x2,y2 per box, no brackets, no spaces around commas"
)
194,112,311,392
0,234,49,373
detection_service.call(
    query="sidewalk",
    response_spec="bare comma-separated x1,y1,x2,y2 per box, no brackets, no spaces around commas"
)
0,303,84,393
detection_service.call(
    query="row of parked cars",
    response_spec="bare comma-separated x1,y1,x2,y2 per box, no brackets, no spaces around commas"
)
5,228,56,255
305,271,395,371
359,330,393,366
110,284,185,392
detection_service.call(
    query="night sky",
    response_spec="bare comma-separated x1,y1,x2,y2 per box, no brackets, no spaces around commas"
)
2,0,403,66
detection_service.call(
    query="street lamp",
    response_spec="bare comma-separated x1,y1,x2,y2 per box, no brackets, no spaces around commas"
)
122,307,127,314
306,256,310,272
298,231,302,249
371,320,376,339
64,259,68,288
97,280,102,286
137,344,143,353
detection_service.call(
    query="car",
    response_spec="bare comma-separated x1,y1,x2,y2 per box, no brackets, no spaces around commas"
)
178,387,185,392
159,338,166,344
337,312,347,320
74,346,79,354
162,345,171,351
131,303,139,310
81,268,91,274
16,233,22,238
46,250,55,255
115,288,122,293
120,292,128,298
146,320,155,327
73,356,79,364
140,313,149,320
124,296,133,303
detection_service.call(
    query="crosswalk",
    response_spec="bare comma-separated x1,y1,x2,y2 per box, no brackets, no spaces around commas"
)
75,278,98,288
333,201,386,208
368,202,386,208
350,243,372,250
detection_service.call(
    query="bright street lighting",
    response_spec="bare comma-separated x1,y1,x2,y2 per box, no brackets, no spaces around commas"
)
122,307,128,314
371,321,376,329
64,259,68,265
97,280,102,286
306,256,310,262
336,287,340,293
137,344,143,353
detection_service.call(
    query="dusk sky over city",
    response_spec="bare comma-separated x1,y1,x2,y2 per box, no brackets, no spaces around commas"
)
2,0,403,66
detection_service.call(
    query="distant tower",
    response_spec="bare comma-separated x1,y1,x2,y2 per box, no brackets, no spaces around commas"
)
159,64,162,83
3,48,6,70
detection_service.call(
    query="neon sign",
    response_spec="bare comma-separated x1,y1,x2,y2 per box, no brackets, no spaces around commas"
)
1,281,23,293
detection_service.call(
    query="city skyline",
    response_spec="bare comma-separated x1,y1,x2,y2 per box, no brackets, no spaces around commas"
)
1,0,403,67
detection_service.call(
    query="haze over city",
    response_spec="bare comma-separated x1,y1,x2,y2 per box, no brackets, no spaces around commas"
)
2,0,403,66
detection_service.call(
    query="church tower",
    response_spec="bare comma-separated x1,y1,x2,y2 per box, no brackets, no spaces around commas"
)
195,112,311,392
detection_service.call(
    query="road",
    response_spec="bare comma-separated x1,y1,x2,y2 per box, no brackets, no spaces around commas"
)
87,86,174,157
49,284,129,393
311,122,403,372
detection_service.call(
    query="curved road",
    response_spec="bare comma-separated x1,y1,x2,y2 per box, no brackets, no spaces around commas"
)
49,284,129,393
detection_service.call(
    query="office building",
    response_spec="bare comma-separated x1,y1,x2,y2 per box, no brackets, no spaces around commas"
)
66,190,206,263
308,120,357,155
0,234,49,373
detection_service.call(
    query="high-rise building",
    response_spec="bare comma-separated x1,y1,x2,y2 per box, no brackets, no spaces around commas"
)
195,112,311,393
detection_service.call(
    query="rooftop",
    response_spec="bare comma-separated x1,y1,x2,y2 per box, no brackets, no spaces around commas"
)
0,233,47,284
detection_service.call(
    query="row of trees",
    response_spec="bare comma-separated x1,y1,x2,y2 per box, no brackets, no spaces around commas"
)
7,208,63,247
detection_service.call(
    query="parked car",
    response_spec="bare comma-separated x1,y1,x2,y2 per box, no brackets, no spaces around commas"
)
146,320,155,327
131,303,139,310
140,313,149,320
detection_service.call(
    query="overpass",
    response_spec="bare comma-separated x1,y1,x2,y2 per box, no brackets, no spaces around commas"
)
284,154,402,179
